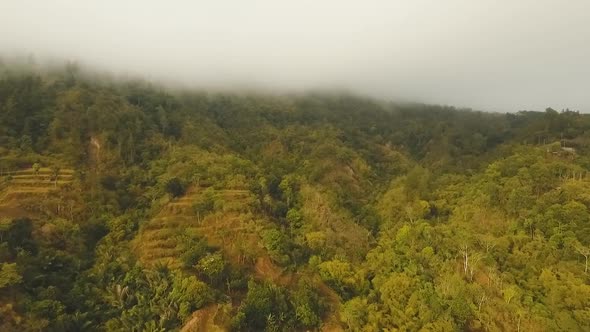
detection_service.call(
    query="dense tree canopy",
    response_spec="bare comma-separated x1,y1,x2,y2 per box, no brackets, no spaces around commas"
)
1,61,589,331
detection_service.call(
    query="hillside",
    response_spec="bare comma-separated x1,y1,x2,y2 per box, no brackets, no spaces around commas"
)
1,66,590,331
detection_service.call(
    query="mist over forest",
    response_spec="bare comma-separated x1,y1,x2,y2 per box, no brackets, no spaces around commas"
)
2,0,589,112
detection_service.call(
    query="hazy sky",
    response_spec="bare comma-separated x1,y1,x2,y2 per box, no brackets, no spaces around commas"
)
1,0,589,112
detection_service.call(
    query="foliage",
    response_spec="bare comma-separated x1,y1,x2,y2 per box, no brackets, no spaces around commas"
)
1,63,590,331
165,177,185,198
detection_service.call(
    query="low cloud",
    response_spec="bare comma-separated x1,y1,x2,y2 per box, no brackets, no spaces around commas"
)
1,0,589,112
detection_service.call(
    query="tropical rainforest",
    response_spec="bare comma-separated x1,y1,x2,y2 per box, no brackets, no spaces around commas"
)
1,60,589,332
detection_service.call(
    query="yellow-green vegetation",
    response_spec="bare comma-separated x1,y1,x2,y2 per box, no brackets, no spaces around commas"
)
133,186,265,271
0,166,75,218
181,304,227,332
2,64,590,331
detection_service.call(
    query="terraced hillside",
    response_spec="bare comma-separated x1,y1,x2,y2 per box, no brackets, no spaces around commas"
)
0,167,74,218
133,186,275,274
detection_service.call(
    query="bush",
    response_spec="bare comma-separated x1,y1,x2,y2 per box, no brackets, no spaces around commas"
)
232,280,295,331
165,178,185,198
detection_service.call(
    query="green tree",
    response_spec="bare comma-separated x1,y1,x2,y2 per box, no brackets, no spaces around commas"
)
196,252,226,284
32,162,40,178
165,177,185,198
0,263,22,289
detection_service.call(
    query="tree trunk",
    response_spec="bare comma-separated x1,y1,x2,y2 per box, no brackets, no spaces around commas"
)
461,245,469,275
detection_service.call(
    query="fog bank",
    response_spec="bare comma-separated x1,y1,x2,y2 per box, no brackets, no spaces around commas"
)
1,0,589,112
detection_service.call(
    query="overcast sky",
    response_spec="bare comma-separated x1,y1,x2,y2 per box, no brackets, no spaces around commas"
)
1,0,589,112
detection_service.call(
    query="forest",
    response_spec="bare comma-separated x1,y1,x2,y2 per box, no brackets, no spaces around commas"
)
0,61,589,331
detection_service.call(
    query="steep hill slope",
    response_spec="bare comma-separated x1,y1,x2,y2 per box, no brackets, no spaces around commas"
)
1,66,590,331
